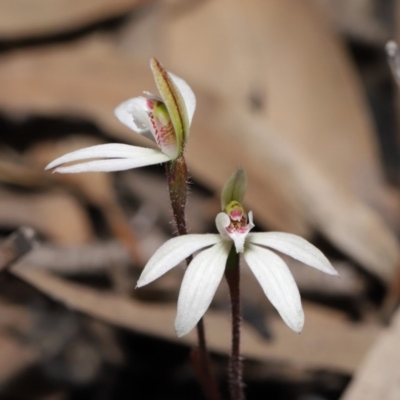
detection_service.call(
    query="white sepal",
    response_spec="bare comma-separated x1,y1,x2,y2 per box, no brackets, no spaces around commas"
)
45,144,171,173
137,234,222,287
175,241,231,337
169,72,196,127
244,243,304,333
247,232,338,276
51,154,170,173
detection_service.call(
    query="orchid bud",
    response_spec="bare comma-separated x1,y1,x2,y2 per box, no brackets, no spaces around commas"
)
221,167,247,210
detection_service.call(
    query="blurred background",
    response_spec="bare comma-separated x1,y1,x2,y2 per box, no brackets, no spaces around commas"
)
0,0,400,399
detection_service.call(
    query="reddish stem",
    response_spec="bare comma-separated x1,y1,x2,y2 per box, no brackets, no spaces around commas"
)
165,157,222,400
225,252,245,400
165,156,189,236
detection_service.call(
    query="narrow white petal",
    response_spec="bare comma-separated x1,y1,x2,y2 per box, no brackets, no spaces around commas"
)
52,153,170,173
169,72,196,126
175,241,231,337
244,244,304,332
137,234,222,287
45,144,166,170
248,232,338,275
46,146,170,173
114,97,153,135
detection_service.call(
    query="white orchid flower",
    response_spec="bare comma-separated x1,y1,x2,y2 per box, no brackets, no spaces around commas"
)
137,168,338,337
45,58,196,173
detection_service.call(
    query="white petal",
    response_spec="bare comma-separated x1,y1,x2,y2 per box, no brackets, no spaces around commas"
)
175,241,231,337
52,154,170,173
114,97,153,136
244,243,304,332
137,234,222,287
45,143,143,169
169,72,196,126
45,144,170,172
248,232,338,275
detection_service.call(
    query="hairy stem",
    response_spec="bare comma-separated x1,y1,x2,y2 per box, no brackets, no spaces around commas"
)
191,318,222,400
165,157,222,400
225,250,245,400
165,156,189,236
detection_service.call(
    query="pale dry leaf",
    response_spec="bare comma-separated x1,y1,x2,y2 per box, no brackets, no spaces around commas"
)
0,188,93,244
0,0,148,40
0,35,154,146
317,0,391,45
13,267,381,374
0,333,38,386
0,0,398,281
0,302,38,385
341,308,400,400
159,0,400,282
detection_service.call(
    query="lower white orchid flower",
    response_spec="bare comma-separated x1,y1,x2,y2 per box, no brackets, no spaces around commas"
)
137,168,338,337
45,58,196,173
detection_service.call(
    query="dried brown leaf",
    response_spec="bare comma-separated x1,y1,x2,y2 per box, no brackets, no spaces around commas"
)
13,267,381,374
0,0,398,282
0,0,148,40
0,188,93,244
160,0,400,282
341,308,400,400
317,0,391,45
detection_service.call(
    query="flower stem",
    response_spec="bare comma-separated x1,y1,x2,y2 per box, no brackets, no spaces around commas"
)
225,250,245,400
191,318,222,400
165,156,189,236
165,156,222,400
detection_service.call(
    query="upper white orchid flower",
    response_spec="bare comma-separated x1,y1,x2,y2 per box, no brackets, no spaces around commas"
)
137,168,338,337
45,58,196,173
